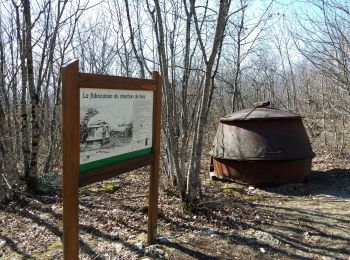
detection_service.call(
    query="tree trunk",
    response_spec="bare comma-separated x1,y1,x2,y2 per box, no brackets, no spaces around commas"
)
186,0,230,207
152,0,185,196
125,0,146,78
231,2,244,113
22,0,39,192
0,35,15,200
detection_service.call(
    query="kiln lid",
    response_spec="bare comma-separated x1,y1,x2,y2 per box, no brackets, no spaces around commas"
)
220,107,301,122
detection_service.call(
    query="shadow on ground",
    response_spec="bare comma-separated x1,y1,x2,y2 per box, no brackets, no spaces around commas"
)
1,166,349,259
262,168,350,198
156,167,350,259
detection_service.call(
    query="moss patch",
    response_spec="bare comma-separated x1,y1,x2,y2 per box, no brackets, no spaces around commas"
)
88,183,122,193
47,240,62,251
221,183,245,196
243,195,254,201
2,252,22,259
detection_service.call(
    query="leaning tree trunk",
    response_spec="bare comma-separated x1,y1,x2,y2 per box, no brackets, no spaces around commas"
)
186,0,230,207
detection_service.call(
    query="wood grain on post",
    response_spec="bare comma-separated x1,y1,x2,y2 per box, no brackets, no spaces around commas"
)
62,60,80,260
147,71,162,244
79,72,156,91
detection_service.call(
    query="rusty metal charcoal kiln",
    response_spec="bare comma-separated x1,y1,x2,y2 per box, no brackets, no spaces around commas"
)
210,104,315,185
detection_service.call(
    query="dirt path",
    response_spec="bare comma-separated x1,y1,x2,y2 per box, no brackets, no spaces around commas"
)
247,168,350,259
0,156,349,259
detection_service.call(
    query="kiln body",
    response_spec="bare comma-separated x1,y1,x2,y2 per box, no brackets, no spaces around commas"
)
210,107,314,185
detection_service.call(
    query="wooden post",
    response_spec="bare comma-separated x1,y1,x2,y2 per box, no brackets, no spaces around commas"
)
62,60,80,260
147,71,162,244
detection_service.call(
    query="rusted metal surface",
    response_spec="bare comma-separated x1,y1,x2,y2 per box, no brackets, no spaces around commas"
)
213,158,312,185
210,106,314,185
220,107,301,122
211,118,314,161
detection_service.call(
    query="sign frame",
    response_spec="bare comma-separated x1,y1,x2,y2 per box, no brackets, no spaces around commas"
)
62,60,162,259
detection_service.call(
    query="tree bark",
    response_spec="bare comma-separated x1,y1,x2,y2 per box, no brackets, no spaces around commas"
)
13,1,31,180
186,0,230,207
152,0,185,196
22,0,39,192
125,0,146,78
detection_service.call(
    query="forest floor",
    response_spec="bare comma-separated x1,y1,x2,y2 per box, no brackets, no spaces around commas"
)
0,154,350,259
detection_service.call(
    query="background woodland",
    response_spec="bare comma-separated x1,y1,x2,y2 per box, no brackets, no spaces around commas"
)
0,0,349,206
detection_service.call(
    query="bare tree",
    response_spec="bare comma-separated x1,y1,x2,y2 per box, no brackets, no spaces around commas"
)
226,0,273,112
0,0,88,197
186,0,231,206
293,0,350,95
1,0,348,202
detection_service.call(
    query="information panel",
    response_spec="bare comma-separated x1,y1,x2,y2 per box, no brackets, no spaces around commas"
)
79,88,154,172
62,61,162,259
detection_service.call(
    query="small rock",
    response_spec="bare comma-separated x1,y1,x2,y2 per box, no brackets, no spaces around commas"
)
145,245,165,258
0,239,6,248
188,233,196,238
255,215,261,221
232,211,239,217
260,247,266,253
206,228,215,235
52,205,62,214
40,213,51,220
110,231,119,240
132,242,143,252
248,186,255,190
114,242,123,252
246,229,280,246
236,224,244,230
157,236,169,243
210,234,217,238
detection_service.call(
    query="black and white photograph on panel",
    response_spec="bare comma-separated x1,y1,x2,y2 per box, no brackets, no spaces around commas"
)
79,88,153,172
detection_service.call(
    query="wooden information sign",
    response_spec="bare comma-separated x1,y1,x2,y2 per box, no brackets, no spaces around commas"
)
62,60,162,259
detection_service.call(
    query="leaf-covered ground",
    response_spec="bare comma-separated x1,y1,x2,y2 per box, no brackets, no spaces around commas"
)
1,154,349,259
